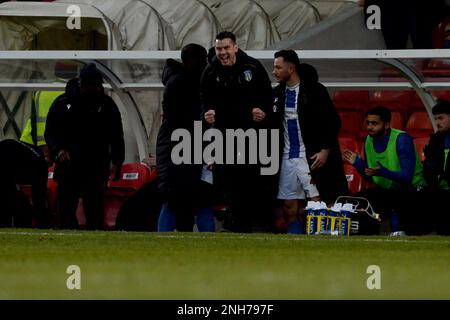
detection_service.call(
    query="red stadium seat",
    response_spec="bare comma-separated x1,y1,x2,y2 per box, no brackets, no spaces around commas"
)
333,90,369,103
76,199,86,228
432,90,450,102
413,137,429,162
422,59,450,78
47,164,57,214
333,90,369,111
75,163,156,229
410,91,450,113
17,185,33,202
338,110,364,136
334,101,367,112
409,93,424,112
406,112,433,130
390,111,406,130
339,136,360,154
379,67,403,78
344,164,363,195
103,163,156,229
18,164,58,227
369,91,412,122
369,91,412,112
406,112,434,138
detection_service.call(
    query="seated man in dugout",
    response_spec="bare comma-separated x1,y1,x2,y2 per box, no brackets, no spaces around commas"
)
343,106,426,235
422,100,450,235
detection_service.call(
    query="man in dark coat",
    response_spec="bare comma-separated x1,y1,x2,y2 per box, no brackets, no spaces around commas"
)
45,63,124,230
0,139,49,228
422,100,450,235
156,43,215,232
201,31,275,233
272,50,348,229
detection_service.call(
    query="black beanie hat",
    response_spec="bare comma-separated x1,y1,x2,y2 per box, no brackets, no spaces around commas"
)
79,63,103,87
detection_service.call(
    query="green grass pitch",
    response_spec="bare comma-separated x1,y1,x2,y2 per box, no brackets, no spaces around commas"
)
1,229,449,299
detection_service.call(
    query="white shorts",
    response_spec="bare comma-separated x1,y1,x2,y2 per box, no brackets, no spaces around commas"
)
277,157,320,200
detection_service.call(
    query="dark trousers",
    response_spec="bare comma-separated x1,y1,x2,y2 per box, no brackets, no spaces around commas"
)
0,184,33,228
358,187,426,234
167,180,219,232
56,167,105,230
218,165,275,233
415,189,450,235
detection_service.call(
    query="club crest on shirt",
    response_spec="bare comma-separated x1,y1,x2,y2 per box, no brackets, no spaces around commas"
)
243,70,252,82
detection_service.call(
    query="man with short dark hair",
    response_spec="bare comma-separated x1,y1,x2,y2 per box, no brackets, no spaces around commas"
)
422,100,450,234
343,106,425,235
272,49,348,233
201,31,274,232
45,63,124,230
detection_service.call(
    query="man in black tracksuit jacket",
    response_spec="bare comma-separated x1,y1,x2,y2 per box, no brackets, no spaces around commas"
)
45,64,124,230
200,31,275,232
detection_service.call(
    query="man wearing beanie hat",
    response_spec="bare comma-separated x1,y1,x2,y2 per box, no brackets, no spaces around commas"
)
45,63,125,230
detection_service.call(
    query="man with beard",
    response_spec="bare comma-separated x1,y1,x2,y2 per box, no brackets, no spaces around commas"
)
272,50,348,234
343,106,425,235
45,63,124,230
422,101,450,235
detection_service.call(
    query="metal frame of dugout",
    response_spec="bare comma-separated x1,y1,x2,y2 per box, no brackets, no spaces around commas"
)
0,49,449,160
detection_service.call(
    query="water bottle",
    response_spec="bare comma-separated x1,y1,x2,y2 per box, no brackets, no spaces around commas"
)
317,202,329,235
340,203,354,236
329,203,342,236
306,201,318,235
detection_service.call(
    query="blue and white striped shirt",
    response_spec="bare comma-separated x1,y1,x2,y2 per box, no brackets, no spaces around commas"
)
283,84,306,159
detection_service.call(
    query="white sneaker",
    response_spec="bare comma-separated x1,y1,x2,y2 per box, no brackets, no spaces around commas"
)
390,231,406,236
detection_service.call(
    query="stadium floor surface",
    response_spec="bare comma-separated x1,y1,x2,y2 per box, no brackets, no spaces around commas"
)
1,229,449,299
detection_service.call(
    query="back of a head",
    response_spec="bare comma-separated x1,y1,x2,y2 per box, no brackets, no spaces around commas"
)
181,43,207,69
432,100,450,116
79,63,103,88
366,106,392,123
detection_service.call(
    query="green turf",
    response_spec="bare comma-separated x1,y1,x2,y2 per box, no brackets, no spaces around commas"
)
1,229,449,299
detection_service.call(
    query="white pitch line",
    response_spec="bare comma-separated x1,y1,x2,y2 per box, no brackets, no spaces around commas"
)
1,231,449,245
155,234,450,245
0,231,85,236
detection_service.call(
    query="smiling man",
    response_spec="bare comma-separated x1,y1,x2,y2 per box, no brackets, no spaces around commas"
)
200,31,274,233
343,106,426,235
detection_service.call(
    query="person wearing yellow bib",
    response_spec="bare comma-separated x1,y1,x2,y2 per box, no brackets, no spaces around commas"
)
20,89,64,163
20,61,78,164
343,106,426,235
423,100,450,235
